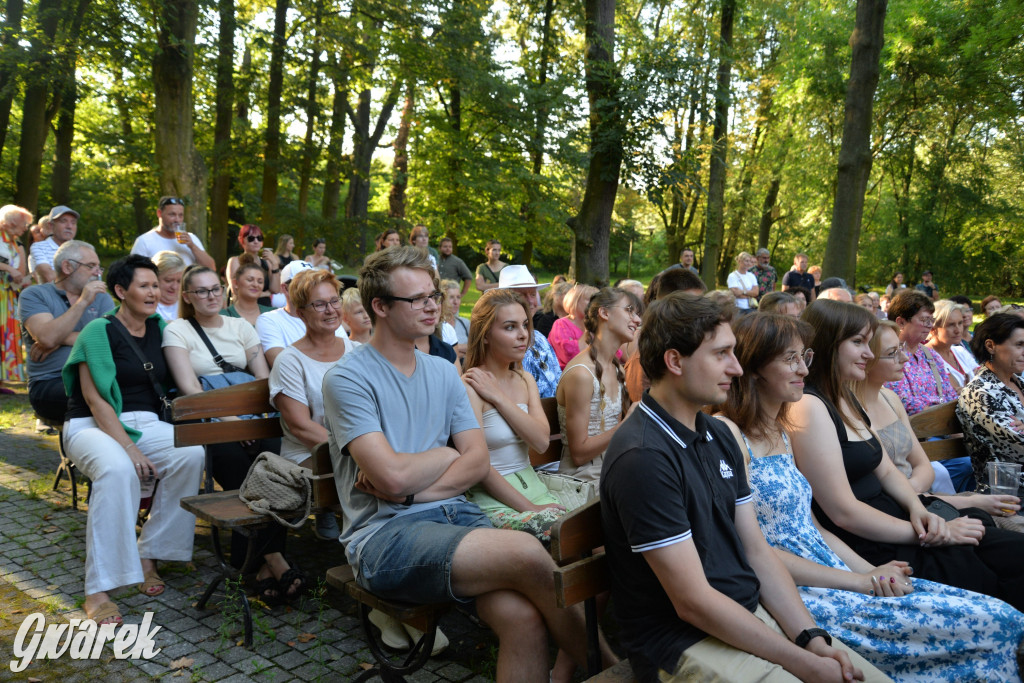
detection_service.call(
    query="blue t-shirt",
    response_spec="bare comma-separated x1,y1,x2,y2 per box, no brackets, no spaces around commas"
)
323,343,480,567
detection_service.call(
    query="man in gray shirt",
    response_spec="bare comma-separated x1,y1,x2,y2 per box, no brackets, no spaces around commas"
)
323,246,594,680
19,240,115,421
435,237,472,296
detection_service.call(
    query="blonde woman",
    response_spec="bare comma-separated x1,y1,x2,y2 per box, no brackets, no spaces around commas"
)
925,299,979,390
727,251,758,312
548,283,598,368
152,250,186,322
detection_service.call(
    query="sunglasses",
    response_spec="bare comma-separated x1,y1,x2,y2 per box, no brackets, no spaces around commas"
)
245,234,264,242
159,197,184,209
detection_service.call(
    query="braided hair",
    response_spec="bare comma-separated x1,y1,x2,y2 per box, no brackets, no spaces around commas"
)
584,287,632,426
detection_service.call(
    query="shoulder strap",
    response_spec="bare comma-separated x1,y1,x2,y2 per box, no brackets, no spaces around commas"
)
481,264,497,282
187,317,244,374
104,315,169,406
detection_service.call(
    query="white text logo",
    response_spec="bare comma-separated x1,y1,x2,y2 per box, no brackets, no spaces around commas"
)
10,612,162,672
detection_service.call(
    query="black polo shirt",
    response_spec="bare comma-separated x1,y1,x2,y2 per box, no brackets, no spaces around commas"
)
600,392,759,682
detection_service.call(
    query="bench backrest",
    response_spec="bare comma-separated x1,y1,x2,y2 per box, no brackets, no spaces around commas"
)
908,400,966,462
171,378,284,447
311,440,341,512
529,396,563,467
549,498,608,608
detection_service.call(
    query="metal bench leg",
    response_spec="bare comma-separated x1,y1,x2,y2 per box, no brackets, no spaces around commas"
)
194,523,259,648
356,603,439,682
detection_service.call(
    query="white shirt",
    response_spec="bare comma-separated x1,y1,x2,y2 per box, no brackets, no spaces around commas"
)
130,227,208,266
28,237,59,274
255,307,352,355
727,270,758,309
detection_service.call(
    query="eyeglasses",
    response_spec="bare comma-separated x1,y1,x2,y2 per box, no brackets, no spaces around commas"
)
159,197,184,209
912,315,935,328
306,297,342,312
186,285,223,299
68,259,103,274
879,342,908,362
608,304,637,316
781,349,814,371
245,234,264,242
381,291,444,310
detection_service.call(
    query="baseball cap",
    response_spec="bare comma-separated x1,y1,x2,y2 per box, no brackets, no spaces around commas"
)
497,265,549,290
281,260,314,284
49,205,80,220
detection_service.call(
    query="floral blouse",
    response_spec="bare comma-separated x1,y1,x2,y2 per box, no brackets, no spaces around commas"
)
522,330,562,399
956,368,1024,486
884,345,958,415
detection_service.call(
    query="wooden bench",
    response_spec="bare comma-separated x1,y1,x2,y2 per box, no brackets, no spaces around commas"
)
908,400,965,462
530,396,563,468
550,498,636,682
176,378,291,648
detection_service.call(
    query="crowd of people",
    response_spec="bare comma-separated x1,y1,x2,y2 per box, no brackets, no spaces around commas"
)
3,199,1024,681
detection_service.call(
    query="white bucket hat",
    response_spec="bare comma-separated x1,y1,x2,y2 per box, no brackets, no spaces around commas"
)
497,265,549,290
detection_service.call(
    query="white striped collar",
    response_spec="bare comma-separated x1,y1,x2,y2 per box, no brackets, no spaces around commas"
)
639,400,716,450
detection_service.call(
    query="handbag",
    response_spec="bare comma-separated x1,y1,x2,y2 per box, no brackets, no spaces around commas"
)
238,451,314,528
536,471,597,511
104,315,174,422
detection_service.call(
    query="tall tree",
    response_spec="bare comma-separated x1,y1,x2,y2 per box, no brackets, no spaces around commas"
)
821,0,888,284
50,0,92,205
297,2,323,217
322,56,348,222
260,0,290,229
700,0,736,289
570,0,622,286
208,0,236,265
0,0,26,164
388,82,414,220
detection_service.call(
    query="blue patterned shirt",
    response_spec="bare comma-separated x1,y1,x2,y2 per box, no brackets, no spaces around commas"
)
523,330,562,398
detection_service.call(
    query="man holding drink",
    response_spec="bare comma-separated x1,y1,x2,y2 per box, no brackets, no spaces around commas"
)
130,196,216,269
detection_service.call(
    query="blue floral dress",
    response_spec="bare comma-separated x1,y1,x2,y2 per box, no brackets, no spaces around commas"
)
745,434,1024,682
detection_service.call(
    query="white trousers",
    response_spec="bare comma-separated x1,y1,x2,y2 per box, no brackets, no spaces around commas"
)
64,411,205,595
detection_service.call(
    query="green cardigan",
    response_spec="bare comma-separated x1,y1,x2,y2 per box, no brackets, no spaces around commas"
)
61,312,168,443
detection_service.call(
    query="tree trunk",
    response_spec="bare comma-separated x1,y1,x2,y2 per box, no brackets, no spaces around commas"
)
0,0,26,164
260,0,290,229
700,0,736,290
571,0,622,287
388,82,414,219
322,59,348,222
50,73,76,205
822,0,888,285
112,70,149,238
209,0,235,267
345,80,400,251
14,0,61,214
443,84,462,237
297,5,323,217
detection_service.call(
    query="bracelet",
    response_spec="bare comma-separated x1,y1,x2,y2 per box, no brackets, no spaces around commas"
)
795,627,832,649
403,494,415,506
270,268,281,273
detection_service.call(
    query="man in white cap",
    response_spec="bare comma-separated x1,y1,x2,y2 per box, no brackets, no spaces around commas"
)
497,265,562,398
29,205,79,284
255,260,355,367
130,196,215,269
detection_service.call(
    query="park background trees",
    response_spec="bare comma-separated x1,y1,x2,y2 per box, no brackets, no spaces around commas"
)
0,0,1022,293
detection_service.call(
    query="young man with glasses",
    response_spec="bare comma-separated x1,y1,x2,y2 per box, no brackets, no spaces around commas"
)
324,246,598,681
19,240,115,422
29,205,80,284
130,196,215,269
255,261,354,367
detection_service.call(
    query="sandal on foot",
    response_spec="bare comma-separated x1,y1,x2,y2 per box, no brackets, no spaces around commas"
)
254,575,281,604
278,564,308,602
85,601,122,625
139,569,165,597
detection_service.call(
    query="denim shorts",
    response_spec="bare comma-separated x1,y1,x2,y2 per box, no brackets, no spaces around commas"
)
356,502,493,604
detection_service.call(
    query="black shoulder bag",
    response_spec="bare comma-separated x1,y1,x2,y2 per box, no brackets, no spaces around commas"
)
187,317,245,374
104,315,174,422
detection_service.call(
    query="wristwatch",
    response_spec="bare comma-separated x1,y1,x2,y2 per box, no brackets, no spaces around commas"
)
403,494,415,506
795,627,832,649
270,268,281,273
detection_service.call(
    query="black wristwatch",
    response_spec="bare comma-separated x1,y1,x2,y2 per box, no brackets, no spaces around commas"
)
403,494,415,506
795,627,832,649
270,268,281,273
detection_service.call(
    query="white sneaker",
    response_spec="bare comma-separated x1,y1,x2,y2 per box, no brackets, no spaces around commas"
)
402,623,449,656
367,609,412,650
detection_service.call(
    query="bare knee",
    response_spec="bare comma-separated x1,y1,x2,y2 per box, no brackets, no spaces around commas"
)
478,589,545,641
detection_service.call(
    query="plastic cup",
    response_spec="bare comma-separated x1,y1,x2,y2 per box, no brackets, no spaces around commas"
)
986,461,1022,499
175,223,188,244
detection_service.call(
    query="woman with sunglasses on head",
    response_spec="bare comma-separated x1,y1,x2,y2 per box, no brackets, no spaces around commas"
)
556,288,640,483
858,319,1008,510
790,299,1024,611
162,266,301,603
716,312,1024,682
62,255,205,625
227,224,280,307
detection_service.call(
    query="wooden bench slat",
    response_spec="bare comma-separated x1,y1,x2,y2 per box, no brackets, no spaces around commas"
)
908,400,967,462
328,565,448,631
172,378,275,421
919,439,967,462
181,490,269,527
553,554,608,608
311,441,340,511
550,498,603,563
174,418,283,447
529,396,563,467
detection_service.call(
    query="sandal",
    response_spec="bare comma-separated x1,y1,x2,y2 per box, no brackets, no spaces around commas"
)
254,574,281,604
278,564,308,602
85,600,123,625
139,568,165,597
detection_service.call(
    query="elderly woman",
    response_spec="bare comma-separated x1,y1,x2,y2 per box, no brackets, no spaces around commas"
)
162,266,299,602
981,295,1003,318
925,300,979,390
884,290,958,415
548,283,598,369
222,255,274,327
152,250,186,322
956,313,1024,490
227,224,280,307
727,252,758,312
62,255,204,624
0,204,30,392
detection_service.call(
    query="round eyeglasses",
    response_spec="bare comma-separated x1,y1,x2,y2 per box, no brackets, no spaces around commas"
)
781,349,814,371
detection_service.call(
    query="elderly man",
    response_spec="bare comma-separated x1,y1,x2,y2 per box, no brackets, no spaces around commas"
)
19,240,115,422
130,196,215,269
436,237,473,297
781,253,816,301
497,265,562,398
29,206,79,284
751,248,778,300
818,278,853,303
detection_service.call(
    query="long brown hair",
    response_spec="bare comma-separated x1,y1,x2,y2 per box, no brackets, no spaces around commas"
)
802,299,878,428
464,288,532,374
583,288,630,415
716,313,813,439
